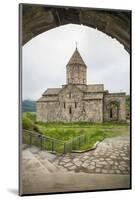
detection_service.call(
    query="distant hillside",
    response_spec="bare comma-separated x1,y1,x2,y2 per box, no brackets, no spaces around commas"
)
22,100,36,112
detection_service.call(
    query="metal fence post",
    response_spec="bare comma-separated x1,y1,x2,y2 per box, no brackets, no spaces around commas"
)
29,132,32,146
64,143,66,154
52,140,54,152
40,136,43,150
78,136,80,148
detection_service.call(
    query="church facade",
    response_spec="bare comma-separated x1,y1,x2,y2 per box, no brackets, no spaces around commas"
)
36,47,126,123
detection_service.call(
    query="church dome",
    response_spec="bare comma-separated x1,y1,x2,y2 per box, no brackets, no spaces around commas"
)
67,47,87,67
66,47,87,85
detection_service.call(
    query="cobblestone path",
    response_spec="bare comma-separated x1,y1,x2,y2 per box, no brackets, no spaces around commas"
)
52,135,130,174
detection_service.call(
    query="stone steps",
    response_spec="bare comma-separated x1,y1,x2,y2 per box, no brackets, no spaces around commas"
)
37,157,59,173
22,147,67,174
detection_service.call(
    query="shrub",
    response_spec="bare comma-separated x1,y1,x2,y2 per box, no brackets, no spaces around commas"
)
24,112,36,122
33,125,40,132
22,116,34,130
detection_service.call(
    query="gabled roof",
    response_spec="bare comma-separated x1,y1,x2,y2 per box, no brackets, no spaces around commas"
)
37,95,58,102
42,88,61,96
58,84,84,96
86,84,104,92
67,48,87,66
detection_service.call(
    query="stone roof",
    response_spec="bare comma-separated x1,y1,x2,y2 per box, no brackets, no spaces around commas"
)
83,93,103,100
86,84,104,92
67,48,86,66
37,96,58,102
42,88,61,96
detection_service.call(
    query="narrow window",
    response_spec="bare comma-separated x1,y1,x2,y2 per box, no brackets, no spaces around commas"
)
75,102,77,108
69,92,71,99
64,102,66,108
69,107,72,114
110,108,113,118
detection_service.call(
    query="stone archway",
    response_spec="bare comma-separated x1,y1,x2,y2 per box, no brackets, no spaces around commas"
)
21,4,131,53
108,101,120,121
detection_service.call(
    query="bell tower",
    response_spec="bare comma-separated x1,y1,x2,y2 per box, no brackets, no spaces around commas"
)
66,46,87,85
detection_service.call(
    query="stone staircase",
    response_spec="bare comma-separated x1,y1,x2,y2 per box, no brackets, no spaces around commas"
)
22,145,67,174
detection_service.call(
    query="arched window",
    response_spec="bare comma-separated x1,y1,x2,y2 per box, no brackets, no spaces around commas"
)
75,102,77,108
64,102,66,108
109,101,119,121
69,107,72,114
110,108,113,118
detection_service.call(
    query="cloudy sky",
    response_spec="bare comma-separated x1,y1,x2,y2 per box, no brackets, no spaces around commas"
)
22,24,130,100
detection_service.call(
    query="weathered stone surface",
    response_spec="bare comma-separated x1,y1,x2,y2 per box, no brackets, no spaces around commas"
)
89,165,95,170
22,5,131,53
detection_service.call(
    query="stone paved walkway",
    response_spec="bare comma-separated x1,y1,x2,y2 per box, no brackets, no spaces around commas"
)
52,135,130,174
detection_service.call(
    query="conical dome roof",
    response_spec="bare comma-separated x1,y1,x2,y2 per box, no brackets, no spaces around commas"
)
67,48,87,67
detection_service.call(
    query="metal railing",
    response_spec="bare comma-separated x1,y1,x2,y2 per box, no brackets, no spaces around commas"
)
22,129,87,154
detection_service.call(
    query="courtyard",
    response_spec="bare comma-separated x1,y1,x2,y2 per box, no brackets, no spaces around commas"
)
21,124,130,194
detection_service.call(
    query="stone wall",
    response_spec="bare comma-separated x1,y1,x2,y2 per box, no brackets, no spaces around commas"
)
37,84,104,123
66,64,87,84
87,84,104,92
83,99,103,123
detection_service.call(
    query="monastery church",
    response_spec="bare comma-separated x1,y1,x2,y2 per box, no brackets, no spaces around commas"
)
37,47,126,123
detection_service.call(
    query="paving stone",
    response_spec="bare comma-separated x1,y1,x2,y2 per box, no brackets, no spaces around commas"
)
119,166,126,171
123,157,129,161
107,160,114,165
99,158,105,161
64,163,74,168
112,166,118,170
92,159,99,162
89,165,95,170
122,170,129,174
115,170,121,174
110,155,117,159
96,164,103,168
90,161,96,166
106,158,111,161
82,163,89,168
68,165,77,170
63,158,71,163
73,158,79,163
120,161,127,166
59,161,66,166
120,153,126,157
98,161,107,165
114,162,119,166
104,165,111,170
102,169,108,174
95,168,101,173
83,155,90,160
93,153,98,156
108,169,115,174
75,161,82,167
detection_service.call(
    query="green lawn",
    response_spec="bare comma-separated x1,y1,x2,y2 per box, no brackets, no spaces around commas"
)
35,122,129,152
22,112,129,153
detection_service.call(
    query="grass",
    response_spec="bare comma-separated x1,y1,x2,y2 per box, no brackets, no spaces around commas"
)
35,121,129,152
22,112,129,153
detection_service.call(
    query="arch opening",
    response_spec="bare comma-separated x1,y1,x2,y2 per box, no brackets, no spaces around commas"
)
109,101,119,121
22,5,131,53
